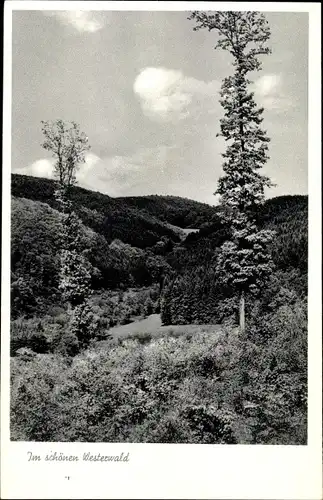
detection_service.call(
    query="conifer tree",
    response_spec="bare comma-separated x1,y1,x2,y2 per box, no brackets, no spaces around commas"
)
189,11,275,333
41,119,97,347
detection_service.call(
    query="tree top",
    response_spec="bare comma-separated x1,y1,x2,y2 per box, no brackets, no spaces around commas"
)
188,11,271,71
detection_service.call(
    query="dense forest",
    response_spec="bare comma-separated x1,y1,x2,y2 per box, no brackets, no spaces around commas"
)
11,174,307,317
11,173,308,444
11,174,181,248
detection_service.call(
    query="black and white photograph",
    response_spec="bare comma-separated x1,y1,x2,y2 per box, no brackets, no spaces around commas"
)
1,1,322,498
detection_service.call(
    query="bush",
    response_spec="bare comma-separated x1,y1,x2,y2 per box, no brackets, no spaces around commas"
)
11,319,50,355
11,278,38,319
180,405,237,444
241,299,307,444
10,299,307,444
56,330,80,357
125,332,152,345
143,297,154,317
88,286,161,330
11,354,68,441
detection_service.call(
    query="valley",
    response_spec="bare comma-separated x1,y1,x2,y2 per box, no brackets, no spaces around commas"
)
10,173,308,444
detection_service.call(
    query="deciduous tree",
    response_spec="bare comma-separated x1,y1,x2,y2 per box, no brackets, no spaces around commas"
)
41,119,96,347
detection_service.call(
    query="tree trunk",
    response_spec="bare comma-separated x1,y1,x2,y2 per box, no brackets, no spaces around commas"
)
239,290,245,334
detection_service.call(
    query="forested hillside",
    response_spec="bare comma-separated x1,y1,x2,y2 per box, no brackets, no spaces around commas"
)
11,174,307,320
11,174,308,445
117,194,219,228
161,193,307,325
166,194,307,273
258,195,308,273
11,174,181,248
11,195,171,318
11,174,308,272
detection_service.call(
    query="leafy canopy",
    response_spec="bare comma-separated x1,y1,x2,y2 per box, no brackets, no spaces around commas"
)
41,119,90,190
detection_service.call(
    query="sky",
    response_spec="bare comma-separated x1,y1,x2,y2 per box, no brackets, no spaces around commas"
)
11,9,308,205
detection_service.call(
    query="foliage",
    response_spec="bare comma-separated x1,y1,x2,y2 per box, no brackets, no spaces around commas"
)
11,297,306,444
11,319,50,356
189,11,275,332
175,194,308,274
11,174,307,275
10,286,161,357
41,119,90,189
259,196,308,274
161,266,236,326
10,313,79,357
243,299,307,443
11,354,69,441
160,261,306,328
215,220,275,295
90,287,161,330
11,174,181,249
11,196,170,318
11,197,62,317
118,194,217,229
41,119,96,349
11,189,307,329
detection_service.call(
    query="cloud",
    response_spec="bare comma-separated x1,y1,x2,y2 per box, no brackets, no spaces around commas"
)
14,142,223,202
133,68,293,121
78,142,222,201
15,153,101,183
254,74,281,96
253,74,294,112
14,72,295,202
44,11,105,33
133,67,220,122
90,146,177,197
15,158,55,178
76,153,101,182
13,149,157,197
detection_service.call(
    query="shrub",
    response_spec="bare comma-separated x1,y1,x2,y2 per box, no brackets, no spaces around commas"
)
126,332,152,345
10,301,307,445
15,347,37,361
180,405,237,444
11,319,50,355
241,299,307,444
56,330,80,357
11,277,38,318
10,354,68,441
143,297,154,317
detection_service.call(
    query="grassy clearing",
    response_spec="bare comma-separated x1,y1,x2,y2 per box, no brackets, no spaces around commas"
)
94,313,224,348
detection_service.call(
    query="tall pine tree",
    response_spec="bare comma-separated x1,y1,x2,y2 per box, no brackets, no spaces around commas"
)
189,11,275,333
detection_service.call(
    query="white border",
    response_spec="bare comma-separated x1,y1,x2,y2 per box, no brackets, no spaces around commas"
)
1,3,322,499
3,1,318,12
